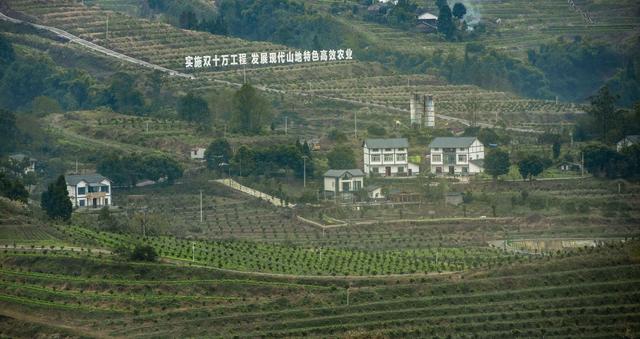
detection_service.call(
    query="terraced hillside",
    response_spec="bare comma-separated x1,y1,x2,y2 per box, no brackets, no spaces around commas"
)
0,240,638,337
2,0,584,127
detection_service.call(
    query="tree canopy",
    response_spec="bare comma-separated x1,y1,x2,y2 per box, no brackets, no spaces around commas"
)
484,148,510,181
518,154,545,182
41,175,72,221
178,92,211,128
231,84,272,134
205,138,233,170
327,145,357,169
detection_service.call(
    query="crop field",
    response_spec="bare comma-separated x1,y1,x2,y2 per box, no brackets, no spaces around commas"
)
0,240,638,337
4,0,588,128
62,225,523,275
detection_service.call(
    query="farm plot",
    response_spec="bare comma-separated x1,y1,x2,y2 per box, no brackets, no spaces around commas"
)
0,240,638,337
61,225,522,276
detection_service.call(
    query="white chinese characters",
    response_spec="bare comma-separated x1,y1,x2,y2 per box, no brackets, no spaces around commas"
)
185,49,353,69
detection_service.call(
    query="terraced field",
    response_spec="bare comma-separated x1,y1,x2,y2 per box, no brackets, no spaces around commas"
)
3,0,586,127
0,241,638,337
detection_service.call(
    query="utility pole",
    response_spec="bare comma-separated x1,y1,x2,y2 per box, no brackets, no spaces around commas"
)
243,65,247,84
346,286,350,306
142,208,147,237
302,155,308,188
75,159,78,174
105,14,109,42
284,116,288,135
354,111,357,138
581,152,585,177
146,121,149,133
192,242,195,262
199,190,203,223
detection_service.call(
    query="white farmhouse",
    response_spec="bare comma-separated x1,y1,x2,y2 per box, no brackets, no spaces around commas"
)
616,135,639,152
190,147,206,161
363,138,420,177
323,169,365,195
429,137,485,175
66,174,112,208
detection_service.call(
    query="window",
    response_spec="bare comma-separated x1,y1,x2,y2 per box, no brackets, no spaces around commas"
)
79,199,85,207
397,148,405,152
371,155,381,162
458,155,467,162
397,166,404,173
396,154,406,162
432,155,442,162
436,167,442,173
100,186,110,193
354,181,362,190
372,167,379,173
384,148,392,152
77,187,86,195
372,148,379,152
88,186,99,193
384,154,393,162
462,167,468,174
459,148,466,151
105,198,109,205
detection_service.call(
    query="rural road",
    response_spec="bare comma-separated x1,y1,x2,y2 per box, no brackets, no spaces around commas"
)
214,178,295,208
0,9,542,134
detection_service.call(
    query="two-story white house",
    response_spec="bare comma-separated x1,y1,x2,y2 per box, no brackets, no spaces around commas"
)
323,169,365,195
363,138,420,177
428,137,485,175
66,174,112,208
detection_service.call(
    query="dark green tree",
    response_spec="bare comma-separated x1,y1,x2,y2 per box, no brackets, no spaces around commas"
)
327,145,357,169
437,5,456,40
0,57,54,109
129,244,158,261
178,92,211,128
104,72,145,115
231,84,271,134
41,175,72,221
435,0,448,9
582,143,622,178
0,109,19,156
205,138,233,170
452,3,467,19
0,173,28,203
518,155,545,182
552,141,561,159
0,34,15,79
587,86,619,143
484,148,510,182
232,145,256,176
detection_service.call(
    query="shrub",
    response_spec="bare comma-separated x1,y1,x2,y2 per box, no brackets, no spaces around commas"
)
129,244,158,262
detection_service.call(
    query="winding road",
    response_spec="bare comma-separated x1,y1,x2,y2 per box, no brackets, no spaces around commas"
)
0,10,543,133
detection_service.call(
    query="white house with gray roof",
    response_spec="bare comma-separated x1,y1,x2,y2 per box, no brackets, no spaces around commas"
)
363,138,420,177
65,174,112,208
323,169,365,195
428,137,484,175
